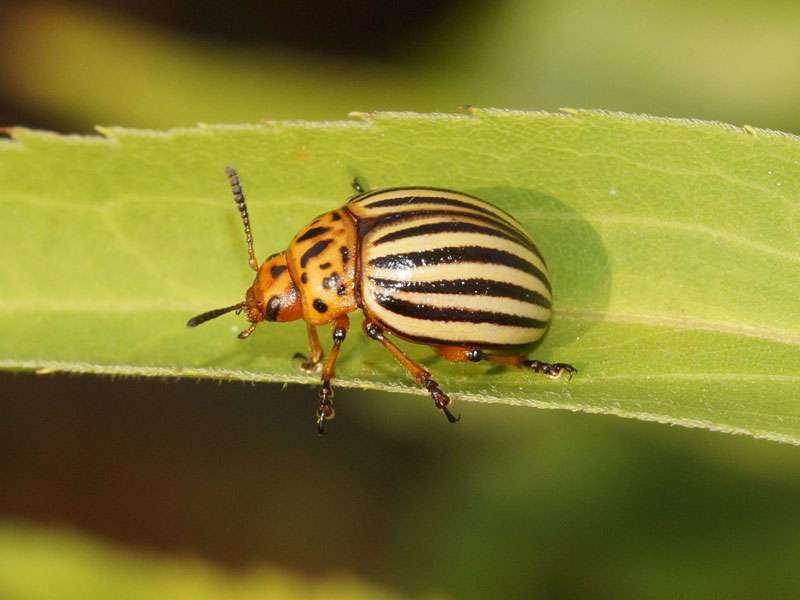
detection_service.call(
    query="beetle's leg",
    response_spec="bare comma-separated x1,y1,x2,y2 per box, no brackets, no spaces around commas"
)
351,177,365,194
431,345,576,379
485,353,577,380
316,315,350,434
430,345,484,363
362,319,460,424
293,323,325,373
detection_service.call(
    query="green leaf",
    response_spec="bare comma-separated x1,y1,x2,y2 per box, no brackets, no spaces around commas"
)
1,109,798,443
0,521,403,599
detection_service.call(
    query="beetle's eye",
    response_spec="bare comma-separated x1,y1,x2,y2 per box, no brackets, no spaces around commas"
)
266,296,281,321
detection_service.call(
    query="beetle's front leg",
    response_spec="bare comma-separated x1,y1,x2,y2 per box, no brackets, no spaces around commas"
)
316,315,350,434
293,323,325,374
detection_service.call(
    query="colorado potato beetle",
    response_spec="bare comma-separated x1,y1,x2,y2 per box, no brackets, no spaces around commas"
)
188,167,575,433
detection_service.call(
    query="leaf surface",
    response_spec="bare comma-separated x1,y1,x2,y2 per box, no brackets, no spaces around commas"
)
1,109,799,443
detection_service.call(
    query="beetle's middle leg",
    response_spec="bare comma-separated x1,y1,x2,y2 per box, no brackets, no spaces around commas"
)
362,318,459,424
316,315,350,434
293,323,324,373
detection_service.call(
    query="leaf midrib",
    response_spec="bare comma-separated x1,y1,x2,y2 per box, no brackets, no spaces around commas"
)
1,302,796,346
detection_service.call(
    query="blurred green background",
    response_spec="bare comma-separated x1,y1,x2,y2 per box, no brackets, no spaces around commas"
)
2,2,800,598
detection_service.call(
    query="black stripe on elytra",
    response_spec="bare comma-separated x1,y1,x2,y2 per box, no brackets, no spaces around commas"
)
369,246,551,293
369,277,551,308
373,220,540,256
295,226,330,243
364,195,499,218
373,294,548,329
374,209,542,263
300,239,332,267
270,264,287,279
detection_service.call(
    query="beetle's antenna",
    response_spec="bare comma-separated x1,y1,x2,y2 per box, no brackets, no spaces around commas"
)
186,302,245,327
225,166,259,272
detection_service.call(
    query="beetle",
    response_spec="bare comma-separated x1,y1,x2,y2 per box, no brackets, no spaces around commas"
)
187,167,575,433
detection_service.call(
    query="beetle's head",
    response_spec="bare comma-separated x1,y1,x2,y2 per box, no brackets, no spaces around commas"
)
186,251,302,339
186,166,304,339
241,252,302,332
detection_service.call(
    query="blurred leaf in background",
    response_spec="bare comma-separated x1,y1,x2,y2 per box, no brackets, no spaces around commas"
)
0,521,410,600
2,1,800,131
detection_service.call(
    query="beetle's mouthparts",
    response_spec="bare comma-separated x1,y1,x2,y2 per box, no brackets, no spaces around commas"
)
238,323,257,339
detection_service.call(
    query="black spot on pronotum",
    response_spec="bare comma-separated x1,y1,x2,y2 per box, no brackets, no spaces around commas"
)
266,296,281,321
331,212,342,221
270,264,287,279
340,246,349,265
337,284,347,296
323,273,339,289
295,226,331,243
300,239,332,267
301,272,308,284
319,262,332,270
313,299,328,313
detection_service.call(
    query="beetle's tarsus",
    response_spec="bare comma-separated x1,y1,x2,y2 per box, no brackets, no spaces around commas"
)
523,359,577,380
442,405,461,423
293,352,323,374
425,378,460,424
316,380,335,434
316,411,328,435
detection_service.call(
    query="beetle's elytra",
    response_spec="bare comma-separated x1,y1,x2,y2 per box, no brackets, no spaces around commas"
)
188,167,575,433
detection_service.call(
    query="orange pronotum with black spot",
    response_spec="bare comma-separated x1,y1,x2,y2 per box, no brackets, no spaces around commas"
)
187,167,575,434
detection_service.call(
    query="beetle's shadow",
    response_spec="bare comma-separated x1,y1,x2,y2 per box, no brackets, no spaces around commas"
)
467,186,610,359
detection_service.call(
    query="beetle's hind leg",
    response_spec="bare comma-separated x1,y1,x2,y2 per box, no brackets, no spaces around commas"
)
363,319,459,424
485,353,576,379
431,345,576,380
